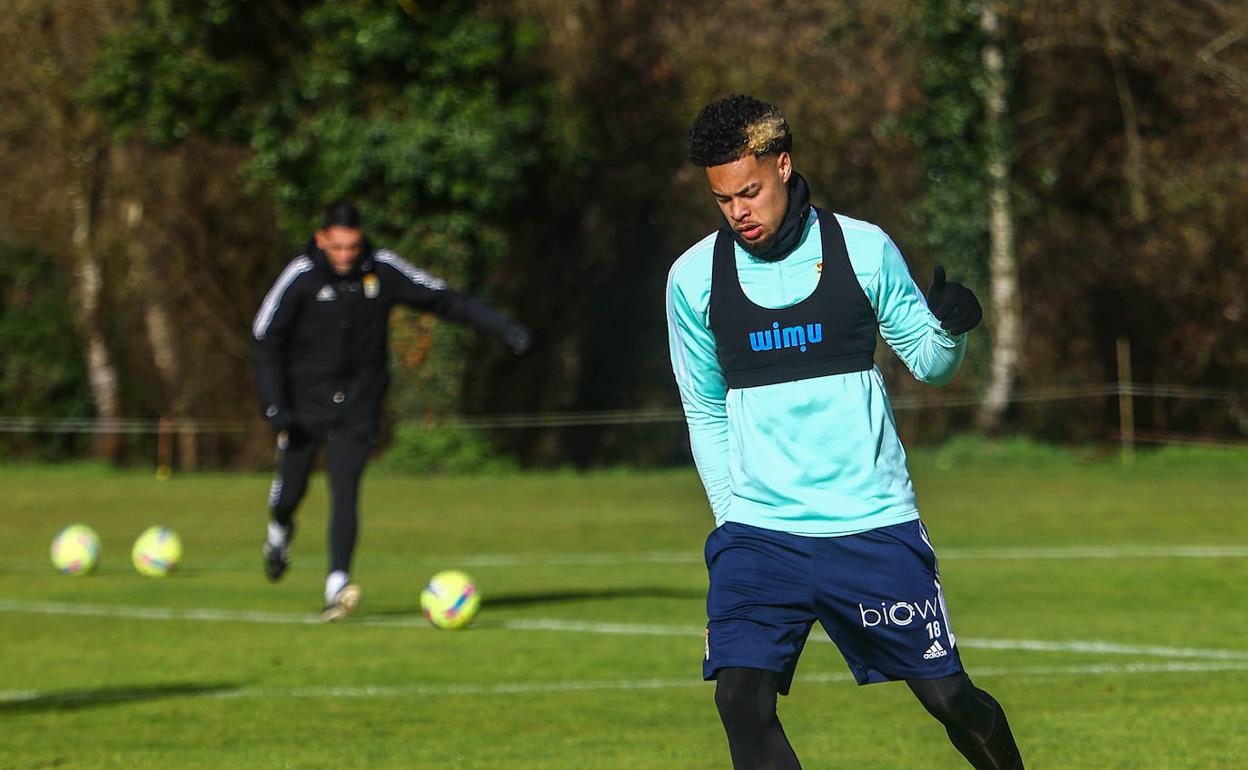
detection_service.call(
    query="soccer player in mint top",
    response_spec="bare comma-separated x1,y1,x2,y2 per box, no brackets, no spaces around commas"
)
666,96,1024,769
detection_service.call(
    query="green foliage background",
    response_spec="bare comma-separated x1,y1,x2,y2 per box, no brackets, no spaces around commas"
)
1,0,1244,465
0,243,91,459
85,0,549,424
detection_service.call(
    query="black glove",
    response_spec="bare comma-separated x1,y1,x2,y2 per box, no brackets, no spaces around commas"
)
926,266,982,336
263,404,297,434
501,323,531,355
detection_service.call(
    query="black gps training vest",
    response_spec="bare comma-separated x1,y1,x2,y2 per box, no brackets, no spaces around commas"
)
708,209,877,389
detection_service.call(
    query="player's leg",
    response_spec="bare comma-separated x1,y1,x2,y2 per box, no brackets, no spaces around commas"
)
321,430,371,620
907,673,1023,770
264,428,319,581
704,522,815,770
715,667,802,770
813,519,1023,767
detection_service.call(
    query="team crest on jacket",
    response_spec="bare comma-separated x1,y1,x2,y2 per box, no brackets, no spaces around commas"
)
363,273,380,299
316,285,337,302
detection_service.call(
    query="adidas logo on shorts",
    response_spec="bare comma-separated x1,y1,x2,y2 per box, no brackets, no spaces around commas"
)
923,640,948,660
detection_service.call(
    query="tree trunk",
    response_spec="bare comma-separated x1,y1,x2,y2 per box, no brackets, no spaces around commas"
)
67,149,123,460
1097,7,1149,223
976,0,1021,435
124,197,198,470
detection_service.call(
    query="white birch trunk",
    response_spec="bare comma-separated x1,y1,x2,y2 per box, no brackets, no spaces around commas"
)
68,157,122,459
125,198,198,470
976,1,1021,434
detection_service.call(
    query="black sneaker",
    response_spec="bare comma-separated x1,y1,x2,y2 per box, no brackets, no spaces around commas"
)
263,541,290,582
262,521,294,582
321,583,361,623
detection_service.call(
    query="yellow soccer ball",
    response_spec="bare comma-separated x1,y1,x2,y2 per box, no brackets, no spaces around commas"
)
51,524,101,575
420,570,481,630
132,526,182,577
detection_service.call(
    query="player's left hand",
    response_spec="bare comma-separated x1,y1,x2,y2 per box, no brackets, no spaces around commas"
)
926,266,982,336
502,323,532,355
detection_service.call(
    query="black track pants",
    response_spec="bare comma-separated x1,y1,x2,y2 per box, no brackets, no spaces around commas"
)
715,668,802,770
268,428,372,574
715,668,1022,770
908,673,1024,769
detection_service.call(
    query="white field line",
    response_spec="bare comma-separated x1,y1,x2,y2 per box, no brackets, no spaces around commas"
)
940,545,1248,560
2,543,1246,573
3,660,1248,705
4,598,1248,663
952,637,1248,661
502,618,1248,662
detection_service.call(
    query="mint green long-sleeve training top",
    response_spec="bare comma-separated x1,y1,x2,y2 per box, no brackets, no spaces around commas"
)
665,210,967,536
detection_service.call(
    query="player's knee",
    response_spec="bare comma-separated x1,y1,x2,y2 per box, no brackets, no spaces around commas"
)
909,673,980,727
715,669,778,731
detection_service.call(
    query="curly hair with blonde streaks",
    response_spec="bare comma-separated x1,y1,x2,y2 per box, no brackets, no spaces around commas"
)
688,95,792,167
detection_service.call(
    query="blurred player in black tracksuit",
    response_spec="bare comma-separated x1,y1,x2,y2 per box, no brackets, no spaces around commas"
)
251,201,529,620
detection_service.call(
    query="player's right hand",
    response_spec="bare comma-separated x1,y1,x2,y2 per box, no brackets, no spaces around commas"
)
264,404,297,434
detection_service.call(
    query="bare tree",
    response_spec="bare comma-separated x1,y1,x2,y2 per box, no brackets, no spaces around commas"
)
0,0,130,459
121,192,199,469
976,0,1021,434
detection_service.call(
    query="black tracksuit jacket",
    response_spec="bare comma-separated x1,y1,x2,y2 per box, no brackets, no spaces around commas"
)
251,240,514,437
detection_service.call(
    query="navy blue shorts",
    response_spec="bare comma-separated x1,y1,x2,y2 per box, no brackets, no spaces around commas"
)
703,519,963,694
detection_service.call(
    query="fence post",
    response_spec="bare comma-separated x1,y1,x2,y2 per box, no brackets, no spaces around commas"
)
156,416,174,480
1116,337,1135,466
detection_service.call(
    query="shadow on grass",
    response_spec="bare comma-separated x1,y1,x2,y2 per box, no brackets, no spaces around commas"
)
482,586,703,609
0,681,241,714
365,586,703,618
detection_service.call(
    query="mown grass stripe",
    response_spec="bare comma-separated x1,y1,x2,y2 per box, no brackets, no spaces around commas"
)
3,598,1247,662
4,660,1248,705
3,543,1248,573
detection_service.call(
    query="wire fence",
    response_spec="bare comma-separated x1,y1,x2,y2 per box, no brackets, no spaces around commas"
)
0,382,1243,434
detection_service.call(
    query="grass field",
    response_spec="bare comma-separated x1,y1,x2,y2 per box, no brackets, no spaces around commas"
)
2,443,1247,769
